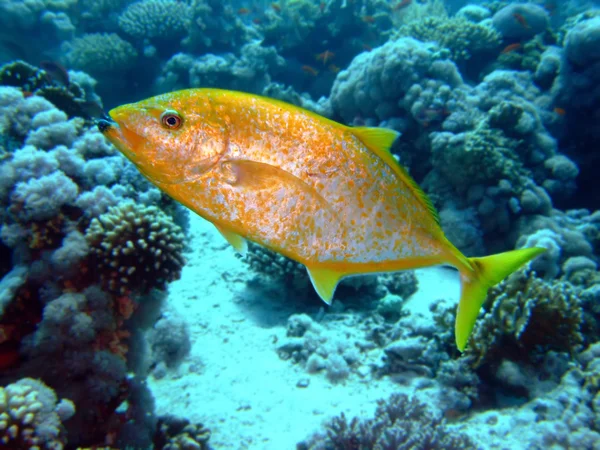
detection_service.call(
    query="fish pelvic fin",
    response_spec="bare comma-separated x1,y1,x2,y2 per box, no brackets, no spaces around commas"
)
455,246,546,351
214,224,248,256
306,265,344,304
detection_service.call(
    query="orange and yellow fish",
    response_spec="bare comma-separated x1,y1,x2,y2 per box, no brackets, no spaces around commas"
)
98,89,545,351
501,43,522,54
513,12,530,29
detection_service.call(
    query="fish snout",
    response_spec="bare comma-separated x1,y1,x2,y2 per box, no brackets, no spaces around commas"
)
97,117,114,133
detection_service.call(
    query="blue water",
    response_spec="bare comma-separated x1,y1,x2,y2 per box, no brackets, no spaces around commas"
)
0,0,599,449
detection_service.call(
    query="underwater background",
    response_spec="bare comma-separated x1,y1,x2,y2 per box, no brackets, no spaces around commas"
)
1,0,600,449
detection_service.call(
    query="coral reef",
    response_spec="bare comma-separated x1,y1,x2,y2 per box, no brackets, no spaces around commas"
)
0,1,599,448
0,63,191,447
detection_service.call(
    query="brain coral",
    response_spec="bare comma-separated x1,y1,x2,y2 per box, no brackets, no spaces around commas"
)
61,33,138,74
118,0,191,40
85,200,186,295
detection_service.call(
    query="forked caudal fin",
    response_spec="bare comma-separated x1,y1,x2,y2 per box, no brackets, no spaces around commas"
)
455,247,546,351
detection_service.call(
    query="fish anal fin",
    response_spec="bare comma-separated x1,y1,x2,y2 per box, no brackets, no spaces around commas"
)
214,223,248,256
306,265,345,304
352,126,440,227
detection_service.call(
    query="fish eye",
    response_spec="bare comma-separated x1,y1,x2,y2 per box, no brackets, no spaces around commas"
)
160,110,182,130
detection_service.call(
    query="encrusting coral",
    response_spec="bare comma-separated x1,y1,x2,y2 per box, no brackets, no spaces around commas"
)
86,200,186,295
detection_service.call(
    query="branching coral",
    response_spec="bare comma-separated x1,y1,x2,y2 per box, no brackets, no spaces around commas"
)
299,393,477,449
0,378,75,450
466,268,583,368
85,200,186,295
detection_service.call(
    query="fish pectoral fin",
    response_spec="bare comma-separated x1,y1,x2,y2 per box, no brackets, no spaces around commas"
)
306,265,344,304
214,224,248,256
225,159,337,217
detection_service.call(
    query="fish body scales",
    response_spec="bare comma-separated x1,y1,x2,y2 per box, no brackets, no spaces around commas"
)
171,90,446,269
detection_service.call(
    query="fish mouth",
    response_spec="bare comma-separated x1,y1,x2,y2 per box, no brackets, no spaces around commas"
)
96,112,142,163
96,115,113,133
96,110,176,186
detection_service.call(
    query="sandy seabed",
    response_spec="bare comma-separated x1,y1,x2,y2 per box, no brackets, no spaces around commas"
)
149,214,465,449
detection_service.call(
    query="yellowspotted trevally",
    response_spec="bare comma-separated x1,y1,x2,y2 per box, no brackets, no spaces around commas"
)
97,88,545,350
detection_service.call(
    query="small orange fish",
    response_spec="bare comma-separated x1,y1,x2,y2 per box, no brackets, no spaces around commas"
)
316,50,335,65
513,12,530,29
553,107,566,115
271,3,281,12
362,15,376,24
252,18,262,25
362,43,373,51
501,43,522,54
98,89,545,350
238,7,250,15
393,0,412,11
301,65,319,76
328,64,340,73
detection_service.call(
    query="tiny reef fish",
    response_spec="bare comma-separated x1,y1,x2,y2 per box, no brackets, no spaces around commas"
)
97,89,545,351
316,50,335,65
501,43,522,54
513,12,530,29
553,107,566,116
301,65,319,76
393,0,412,11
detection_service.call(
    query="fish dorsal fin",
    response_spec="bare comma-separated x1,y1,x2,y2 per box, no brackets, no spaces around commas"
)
352,126,441,227
306,265,344,304
214,224,248,256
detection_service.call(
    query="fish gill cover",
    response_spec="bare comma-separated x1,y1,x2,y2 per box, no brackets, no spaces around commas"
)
0,0,598,449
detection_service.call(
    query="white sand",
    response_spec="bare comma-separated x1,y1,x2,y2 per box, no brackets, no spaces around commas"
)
148,214,461,449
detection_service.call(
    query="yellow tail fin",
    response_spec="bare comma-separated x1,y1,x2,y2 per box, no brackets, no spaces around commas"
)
455,247,546,351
